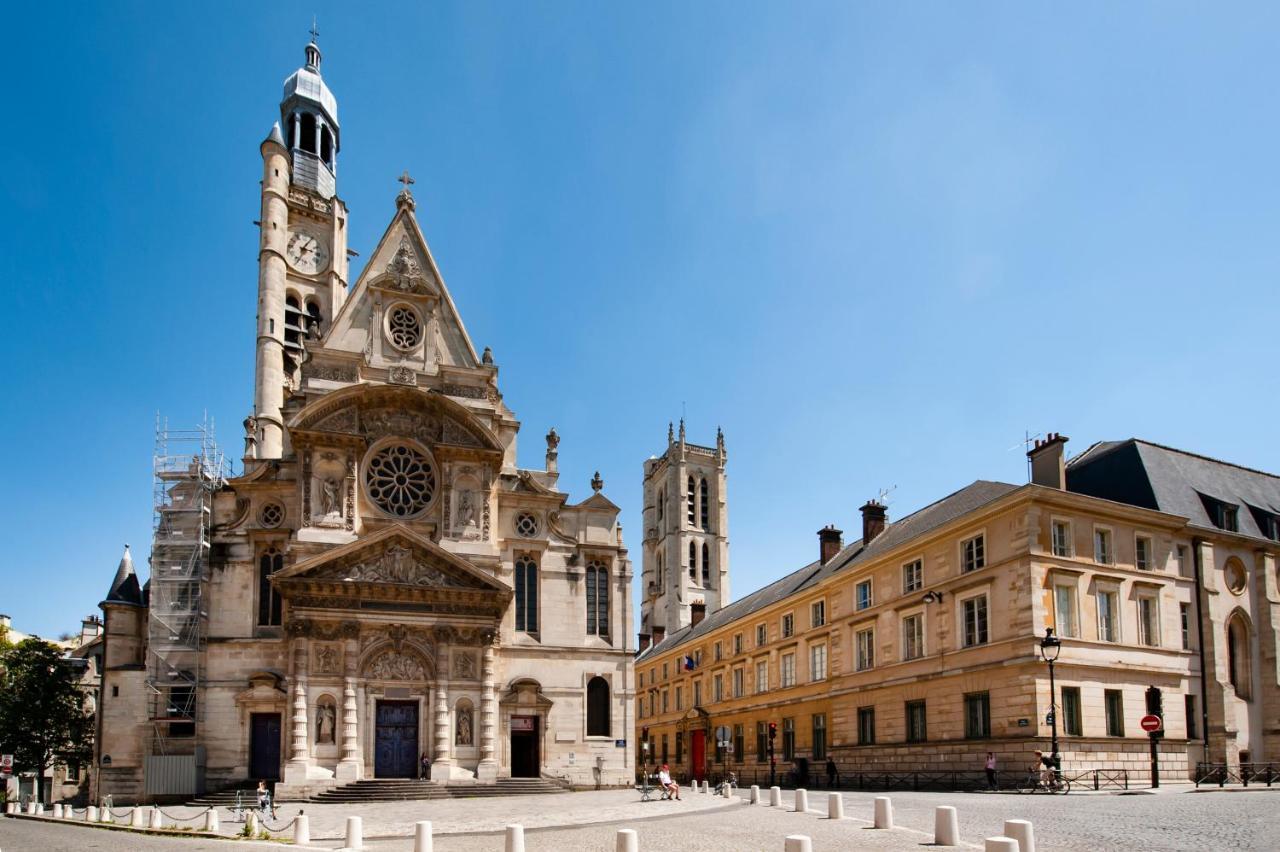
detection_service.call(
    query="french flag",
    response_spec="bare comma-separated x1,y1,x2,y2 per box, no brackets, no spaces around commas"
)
683,655,696,671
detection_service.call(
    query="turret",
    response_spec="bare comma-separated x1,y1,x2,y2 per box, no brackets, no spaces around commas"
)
280,36,340,198
253,122,292,460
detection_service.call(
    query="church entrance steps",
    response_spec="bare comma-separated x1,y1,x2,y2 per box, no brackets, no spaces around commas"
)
445,777,569,798
307,777,568,803
188,785,262,807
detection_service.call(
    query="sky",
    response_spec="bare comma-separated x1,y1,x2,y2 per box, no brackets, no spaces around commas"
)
2,2,1278,639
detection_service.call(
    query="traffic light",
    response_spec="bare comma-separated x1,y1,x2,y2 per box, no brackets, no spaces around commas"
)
1145,686,1163,717
768,721,777,740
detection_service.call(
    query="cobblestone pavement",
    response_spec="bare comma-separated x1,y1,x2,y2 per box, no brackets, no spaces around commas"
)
0,815,281,850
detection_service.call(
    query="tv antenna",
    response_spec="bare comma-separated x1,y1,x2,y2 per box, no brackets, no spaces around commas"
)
1007,430,1043,483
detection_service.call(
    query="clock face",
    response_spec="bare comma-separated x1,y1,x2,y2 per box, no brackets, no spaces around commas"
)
286,230,330,274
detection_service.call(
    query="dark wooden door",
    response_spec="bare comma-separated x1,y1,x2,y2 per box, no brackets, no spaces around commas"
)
691,729,706,781
250,713,282,781
374,701,419,778
510,716,540,778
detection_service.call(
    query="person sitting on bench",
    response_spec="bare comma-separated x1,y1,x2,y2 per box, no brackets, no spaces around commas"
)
658,764,681,800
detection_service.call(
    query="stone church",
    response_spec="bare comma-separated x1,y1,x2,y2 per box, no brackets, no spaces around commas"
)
95,38,634,801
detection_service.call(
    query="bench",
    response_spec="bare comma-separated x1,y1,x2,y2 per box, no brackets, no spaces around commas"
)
636,775,675,801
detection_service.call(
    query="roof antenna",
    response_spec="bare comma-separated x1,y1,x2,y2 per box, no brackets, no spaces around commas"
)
1008,430,1043,483
876,485,897,506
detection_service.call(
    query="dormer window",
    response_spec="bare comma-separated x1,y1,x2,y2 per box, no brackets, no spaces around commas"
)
1199,493,1240,532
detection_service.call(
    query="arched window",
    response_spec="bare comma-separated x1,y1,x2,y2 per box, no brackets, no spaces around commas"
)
305,301,323,337
514,555,538,633
687,476,696,525
320,125,333,165
300,112,317,153
288,113,298,149
258,548,283,626
700,478,709,531
689,542,697,581
586,676,610,736
702,542,710,586
586,560,610,637
1227,615,1251,699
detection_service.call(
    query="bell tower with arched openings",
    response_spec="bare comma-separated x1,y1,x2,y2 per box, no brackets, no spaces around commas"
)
639,420,729,646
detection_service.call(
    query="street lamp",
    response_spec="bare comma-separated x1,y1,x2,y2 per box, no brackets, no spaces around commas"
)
1039,627,1062,780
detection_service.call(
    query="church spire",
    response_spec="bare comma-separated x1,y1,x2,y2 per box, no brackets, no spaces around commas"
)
280,26,340,198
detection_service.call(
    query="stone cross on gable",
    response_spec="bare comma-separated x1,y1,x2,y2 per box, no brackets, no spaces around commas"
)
398,170,415,190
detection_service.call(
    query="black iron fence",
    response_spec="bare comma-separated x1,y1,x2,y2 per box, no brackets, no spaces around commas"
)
637,766,1129,792
1195,762,1280,788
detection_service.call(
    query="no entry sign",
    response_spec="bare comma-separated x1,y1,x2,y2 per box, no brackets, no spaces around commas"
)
1140,714,1163,733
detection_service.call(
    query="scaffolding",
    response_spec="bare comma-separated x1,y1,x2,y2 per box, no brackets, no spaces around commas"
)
145,414,229,763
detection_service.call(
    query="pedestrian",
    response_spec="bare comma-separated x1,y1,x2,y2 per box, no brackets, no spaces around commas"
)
256,779,275,819
985,752,997,790
420,751,431,780
657,763,681,800
826,757,838,788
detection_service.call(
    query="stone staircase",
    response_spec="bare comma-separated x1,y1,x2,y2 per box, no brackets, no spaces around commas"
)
188,784,263,807
308,776,568,803
446,777,569,798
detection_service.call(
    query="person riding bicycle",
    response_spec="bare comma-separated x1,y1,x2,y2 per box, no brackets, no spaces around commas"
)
1033,750,1055,788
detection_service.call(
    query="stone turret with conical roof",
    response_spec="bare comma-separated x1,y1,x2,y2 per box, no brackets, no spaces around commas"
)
103,544,143,607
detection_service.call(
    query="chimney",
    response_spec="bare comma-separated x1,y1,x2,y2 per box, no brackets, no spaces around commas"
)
1028,432,1069,490
690,603,706,627
861,500,888,544
0,614,9,629
818,525,844,565
638,632,651,653
652,625,667,646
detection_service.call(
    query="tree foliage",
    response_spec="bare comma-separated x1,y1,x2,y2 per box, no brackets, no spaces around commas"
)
0,638,94,790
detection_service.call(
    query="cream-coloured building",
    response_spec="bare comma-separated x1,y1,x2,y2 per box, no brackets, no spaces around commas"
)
635,435,1280,785
95,39,634,803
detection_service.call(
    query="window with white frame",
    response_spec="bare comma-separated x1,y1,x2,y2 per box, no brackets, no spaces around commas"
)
811,600,826,628
1054,583,1079,638
902,559,922,593
713,673,723,703
732,667,744,698
809,643,827,681
1094,528,1113,564
961,594,989,647
1052,520,1072,557
1180,602,1191,650
961,534,986,573
756,623,767,646
780,652,796,688
855,627,875,671
856,580,873,610
781,613,794,638
1097,587,1119,642
1138,594,1160,647
755,659,768,693
902,612,924,660
1136,535,1153,571
1175,544,1188,576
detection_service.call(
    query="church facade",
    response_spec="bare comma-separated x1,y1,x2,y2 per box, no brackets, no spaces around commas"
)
95,40,634,801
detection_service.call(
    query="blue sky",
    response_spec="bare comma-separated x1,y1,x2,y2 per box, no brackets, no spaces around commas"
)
2,3,1278,638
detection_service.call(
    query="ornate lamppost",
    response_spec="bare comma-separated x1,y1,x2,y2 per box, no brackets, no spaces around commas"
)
1039,627,1062,780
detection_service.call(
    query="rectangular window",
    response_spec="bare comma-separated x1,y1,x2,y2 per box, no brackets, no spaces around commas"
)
713,674,723,703
782,718,795,761
662,690,669,713
756,623,768,646
857,706,875,745
1105,689,1124,736
1136,536,1153,571
1138,596,1160,647
675,685,683,711
734,633,743,655
1181,602,1191,650
856,627,875,671
902,613,924,661
732,667,744,698
964,692,990,739
810,643,827,682
1185,694,1198,740
962,595,989,647
755,659,768,694
693,681,702,708
733,723,745,763
811,714,827,760
780,653,796,688
903,559,923,593
1094,528,1113,564
1054,584,1078,638
811,600,826,628
1062,686,1082,736
1175,544,1188,576
902,700,925,743
756,721,767,762
962,534,986,573
585,561,610,637
1052,521,1072,557
714,642,722,662
781,613,794,638
1097,589,1119,642
856,580,873,610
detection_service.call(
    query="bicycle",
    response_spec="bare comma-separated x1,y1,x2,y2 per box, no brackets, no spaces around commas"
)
1015,770,1071,794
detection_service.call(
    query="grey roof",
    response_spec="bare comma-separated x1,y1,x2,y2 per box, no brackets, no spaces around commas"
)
1067,439,1280,542
638,480,1019,660
265,121,286,148
282,44,339,126
103,544,143,607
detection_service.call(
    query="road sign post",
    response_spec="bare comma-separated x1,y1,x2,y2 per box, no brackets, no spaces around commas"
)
1140,714,1163,788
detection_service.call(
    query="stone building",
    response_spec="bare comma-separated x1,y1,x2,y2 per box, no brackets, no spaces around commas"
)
94,39,634,802
635,434,1280,784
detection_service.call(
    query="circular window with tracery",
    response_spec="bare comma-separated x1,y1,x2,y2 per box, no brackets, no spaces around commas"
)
259,502,285,528
515,512,539,538
365,441,437,518
386,303,423,351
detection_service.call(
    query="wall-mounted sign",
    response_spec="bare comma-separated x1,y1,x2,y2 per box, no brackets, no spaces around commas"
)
615,739,626,748
511,716,536,732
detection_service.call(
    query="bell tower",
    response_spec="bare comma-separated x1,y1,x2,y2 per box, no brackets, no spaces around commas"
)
640,421,729,644
251,31,350,460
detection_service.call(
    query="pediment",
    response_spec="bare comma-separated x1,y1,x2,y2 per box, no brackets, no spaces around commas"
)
287,384,502,453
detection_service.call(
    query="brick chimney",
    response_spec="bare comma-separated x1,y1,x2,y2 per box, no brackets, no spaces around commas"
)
818,525,844,565
861,500,887,544
1028,432,1069,490
652,625,666,646
638,632,651,653
691,603,706,627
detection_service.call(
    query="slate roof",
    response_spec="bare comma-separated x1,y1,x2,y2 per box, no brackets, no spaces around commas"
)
103,544,144,607
638,479,1019,660
1067,439,1280,542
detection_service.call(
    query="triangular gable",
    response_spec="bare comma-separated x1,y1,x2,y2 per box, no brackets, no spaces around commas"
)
576,492,621,513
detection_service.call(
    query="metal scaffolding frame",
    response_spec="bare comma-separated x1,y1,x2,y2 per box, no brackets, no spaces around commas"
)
145,413,229,758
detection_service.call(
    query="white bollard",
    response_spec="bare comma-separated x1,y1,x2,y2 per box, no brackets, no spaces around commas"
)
26,801,36,815
1003,819,1035,852
344,815,362,849
150,807,164,830
505,823,525,852
750,784,760,804
5,802,14,814
294,813,310,845
35,804,44,815
785,836,813,852
131,807,144,827
616,827,638,852
52,804,63,819
413,820,432,852
873,796,893,829
704,780,712,794
204,808,219,833
100,807,111,823
794,789,808,813
934,806,959,846
828,792,843,819
985,838,1019,852
770,785,782,807
86,805,98,822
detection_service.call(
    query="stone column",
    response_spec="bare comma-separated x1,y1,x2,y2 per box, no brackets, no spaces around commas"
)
477,635,498,782
336,634,361,781
430,683,453,781
283,644,312,784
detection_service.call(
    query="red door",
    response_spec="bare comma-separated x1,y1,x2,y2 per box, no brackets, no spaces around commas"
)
691,729,706,781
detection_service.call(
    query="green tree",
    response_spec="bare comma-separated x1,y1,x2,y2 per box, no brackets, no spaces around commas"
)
0,638,94,803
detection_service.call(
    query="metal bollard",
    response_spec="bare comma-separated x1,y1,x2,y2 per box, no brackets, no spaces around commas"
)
934,806,959,846
505,823,525,852
86,805,98,822
750,784,760,804
794,789,808,813
828,792,843,819
616,827,638,852
414,819,433,852
294,813,309,845
345,815,362,849
204,808,219,833
985,838,1019,852
784,836,813,852
1003,819,1035,852
873,796,893,829
151,807,164,830
770,785,782,807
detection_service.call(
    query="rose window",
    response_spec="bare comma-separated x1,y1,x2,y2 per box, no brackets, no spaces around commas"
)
515,512,539,538
387,304,423,350
365,443,436,517
259,502,284,528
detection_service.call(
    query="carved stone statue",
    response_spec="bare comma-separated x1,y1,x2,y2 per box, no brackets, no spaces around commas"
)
366,650,427,681
316,700,336,744
341,545,463,588
319,476,342,517
453,653,476,680
456,705,473,746
315,645,339,675
457,491,476,527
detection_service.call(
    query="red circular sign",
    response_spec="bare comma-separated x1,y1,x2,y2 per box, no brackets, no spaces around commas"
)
1140,714,1162,732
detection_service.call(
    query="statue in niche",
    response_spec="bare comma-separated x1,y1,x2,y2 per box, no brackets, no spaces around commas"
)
456,705,473,746
316,700,336,745
319,476,342,517
457,489,480,540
